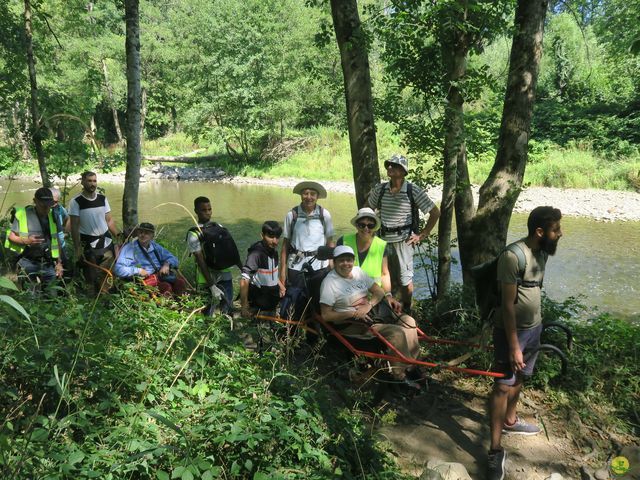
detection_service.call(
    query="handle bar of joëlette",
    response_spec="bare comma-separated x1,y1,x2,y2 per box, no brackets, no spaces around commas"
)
542,322,573,351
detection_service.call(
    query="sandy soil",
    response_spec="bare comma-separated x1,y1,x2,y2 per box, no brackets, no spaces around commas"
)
369,375,635,479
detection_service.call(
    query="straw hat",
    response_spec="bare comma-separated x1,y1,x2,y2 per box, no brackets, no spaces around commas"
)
350,207,380,232
292,181,327,199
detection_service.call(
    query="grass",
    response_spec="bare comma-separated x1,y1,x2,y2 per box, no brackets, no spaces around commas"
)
0,278,407,479
142,126,639,190
469,146,640,190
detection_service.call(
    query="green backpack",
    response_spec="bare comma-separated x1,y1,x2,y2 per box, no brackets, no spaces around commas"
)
471,242,544,321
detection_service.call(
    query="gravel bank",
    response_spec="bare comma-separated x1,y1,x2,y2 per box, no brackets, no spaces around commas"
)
6,165,640,222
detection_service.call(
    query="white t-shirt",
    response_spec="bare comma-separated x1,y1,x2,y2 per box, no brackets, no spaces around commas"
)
68,193,112,248
319,267,374,313
283,205,334,271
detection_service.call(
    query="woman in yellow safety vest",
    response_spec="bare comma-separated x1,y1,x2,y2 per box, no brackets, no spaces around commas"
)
336,207,394,299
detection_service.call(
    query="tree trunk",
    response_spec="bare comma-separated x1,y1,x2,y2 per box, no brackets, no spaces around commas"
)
122,0,142,229
102,58,124,145
24,0,49,187
330,0,380,208
437,4,469,297
140,86,147,145
171,106,177,134
12,102,32,162
456,0,548,284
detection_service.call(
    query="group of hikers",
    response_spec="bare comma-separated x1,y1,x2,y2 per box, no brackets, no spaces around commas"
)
3,153,564,480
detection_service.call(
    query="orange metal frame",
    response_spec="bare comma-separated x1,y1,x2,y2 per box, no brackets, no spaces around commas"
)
257,314,505,379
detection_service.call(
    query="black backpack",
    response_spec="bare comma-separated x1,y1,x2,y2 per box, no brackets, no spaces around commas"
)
471,242,545,321
189,223,241,270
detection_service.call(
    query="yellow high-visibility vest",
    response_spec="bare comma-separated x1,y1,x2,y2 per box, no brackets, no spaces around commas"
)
342,233,386,286
4,206,60,259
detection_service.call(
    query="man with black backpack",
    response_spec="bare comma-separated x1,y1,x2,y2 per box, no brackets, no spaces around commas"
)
187,196,242,314
367,154,440,311
486,206,563,480
69,171,121,296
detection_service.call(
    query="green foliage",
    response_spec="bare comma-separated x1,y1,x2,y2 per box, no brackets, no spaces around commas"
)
0,291,404,478
173,0,341,160
373,0,513,163
533,297,640,432
538,13,615,103
0,146,21,174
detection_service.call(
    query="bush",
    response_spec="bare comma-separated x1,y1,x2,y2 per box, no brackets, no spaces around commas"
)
0,288,404,479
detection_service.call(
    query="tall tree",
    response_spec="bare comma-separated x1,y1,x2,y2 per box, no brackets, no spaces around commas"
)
122,0,141,229
456,0,549,281
437,1,470,295
329,0,380,208
102,58,124,145
373,0,511,296
23,0,49,186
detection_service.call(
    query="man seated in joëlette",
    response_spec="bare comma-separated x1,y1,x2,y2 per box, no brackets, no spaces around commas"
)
114,222,186,297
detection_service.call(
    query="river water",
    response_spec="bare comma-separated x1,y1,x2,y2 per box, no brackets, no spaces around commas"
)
2,179,638,320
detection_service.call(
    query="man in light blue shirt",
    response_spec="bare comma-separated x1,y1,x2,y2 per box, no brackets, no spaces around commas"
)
114,222,186,296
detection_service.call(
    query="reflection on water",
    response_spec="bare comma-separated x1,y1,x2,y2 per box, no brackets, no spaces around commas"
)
2,179,638,320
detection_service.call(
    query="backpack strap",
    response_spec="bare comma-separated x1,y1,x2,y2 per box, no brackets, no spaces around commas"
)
505,242,542,288
288,205,325,253
376,182,388,211
406,182,419,234
137,240,160,274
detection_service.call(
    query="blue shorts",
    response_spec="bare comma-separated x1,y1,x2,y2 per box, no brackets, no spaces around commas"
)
493,324,542,386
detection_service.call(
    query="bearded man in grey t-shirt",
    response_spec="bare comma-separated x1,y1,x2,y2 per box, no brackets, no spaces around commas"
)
486,206,563,480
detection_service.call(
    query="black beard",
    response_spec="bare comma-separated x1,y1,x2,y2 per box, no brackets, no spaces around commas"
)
540,235,559,255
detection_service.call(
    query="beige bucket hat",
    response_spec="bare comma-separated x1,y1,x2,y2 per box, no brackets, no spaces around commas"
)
292,180,327,199
350,207,380,232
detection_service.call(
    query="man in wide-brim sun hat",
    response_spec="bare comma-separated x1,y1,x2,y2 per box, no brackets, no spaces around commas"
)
279,180,334,315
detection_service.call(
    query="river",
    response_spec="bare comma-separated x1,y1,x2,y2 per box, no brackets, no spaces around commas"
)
2,179,639,320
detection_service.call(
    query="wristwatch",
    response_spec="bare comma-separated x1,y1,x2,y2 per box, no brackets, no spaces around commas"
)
384,292,393,297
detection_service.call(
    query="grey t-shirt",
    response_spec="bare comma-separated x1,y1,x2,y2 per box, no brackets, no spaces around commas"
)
493,239,547,330
11,206,53,258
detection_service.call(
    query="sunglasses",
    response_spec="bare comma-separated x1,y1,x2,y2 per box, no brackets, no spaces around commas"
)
356,222,376,229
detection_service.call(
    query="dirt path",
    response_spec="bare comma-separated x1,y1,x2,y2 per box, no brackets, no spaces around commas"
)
372,377,599,479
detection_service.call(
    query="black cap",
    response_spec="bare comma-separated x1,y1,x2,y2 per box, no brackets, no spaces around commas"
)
34,187,55,206
137,222,155,233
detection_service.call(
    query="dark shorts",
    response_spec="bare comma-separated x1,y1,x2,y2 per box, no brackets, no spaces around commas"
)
493,324,542,386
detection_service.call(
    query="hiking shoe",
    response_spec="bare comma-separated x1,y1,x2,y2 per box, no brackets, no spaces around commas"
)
502,416,541,435
487,449,506,480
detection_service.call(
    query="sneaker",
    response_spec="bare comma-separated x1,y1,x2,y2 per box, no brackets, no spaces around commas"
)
502,416,541,435
487,449,506,480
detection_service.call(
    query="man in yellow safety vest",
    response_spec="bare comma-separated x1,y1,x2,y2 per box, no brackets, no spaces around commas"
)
5,187,64,288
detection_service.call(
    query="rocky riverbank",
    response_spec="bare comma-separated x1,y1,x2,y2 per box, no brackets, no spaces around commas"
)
6,164,640,222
